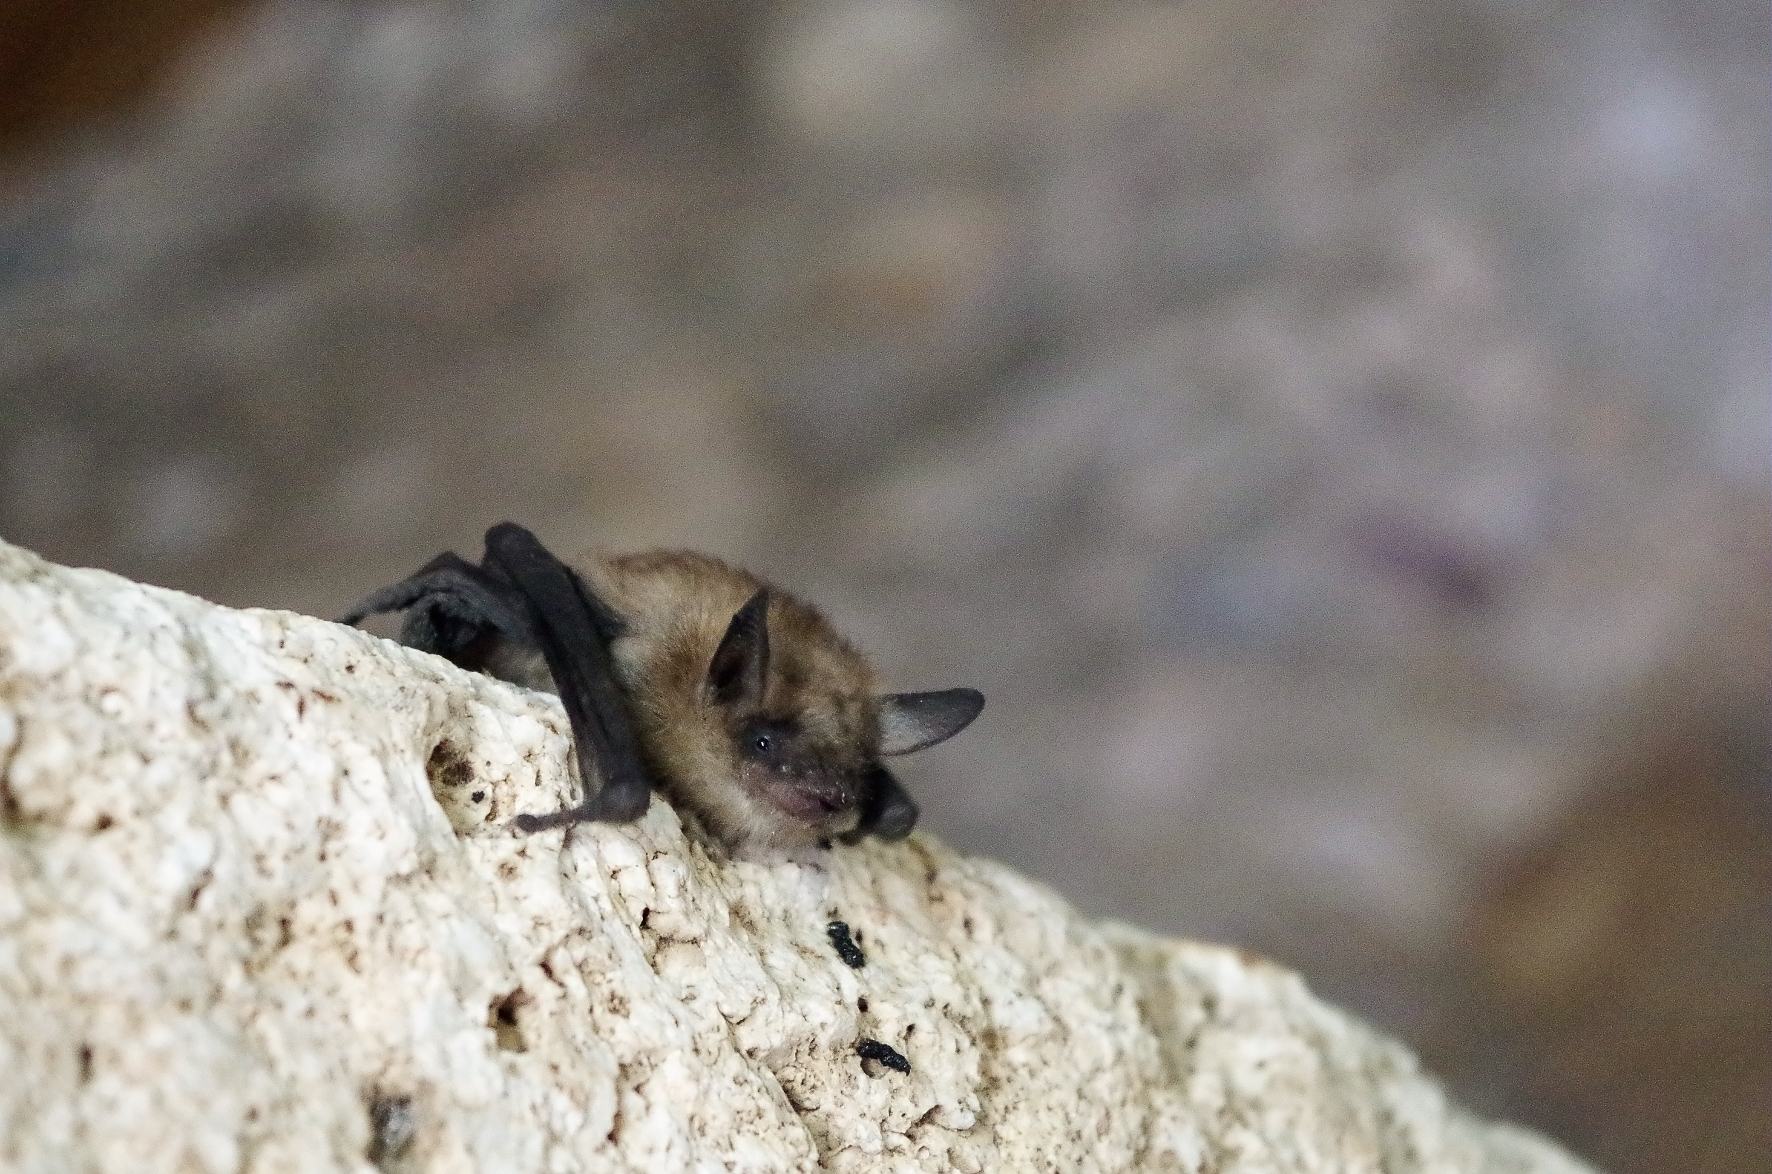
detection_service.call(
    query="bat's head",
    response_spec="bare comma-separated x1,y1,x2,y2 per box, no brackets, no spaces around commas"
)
611,560,983,851
696,588,982,849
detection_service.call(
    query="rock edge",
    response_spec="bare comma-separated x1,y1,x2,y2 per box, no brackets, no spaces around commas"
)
0,539,1591,1173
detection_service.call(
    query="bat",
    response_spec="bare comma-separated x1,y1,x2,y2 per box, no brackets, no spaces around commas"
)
338,523,983,851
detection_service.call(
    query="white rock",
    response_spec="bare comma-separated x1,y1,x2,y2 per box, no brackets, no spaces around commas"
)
0,538,1590,1173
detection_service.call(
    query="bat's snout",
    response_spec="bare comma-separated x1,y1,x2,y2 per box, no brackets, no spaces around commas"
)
750,766,858,825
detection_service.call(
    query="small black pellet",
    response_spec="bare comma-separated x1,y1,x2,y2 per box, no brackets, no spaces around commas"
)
827,920,866,968
856,1038,911,1075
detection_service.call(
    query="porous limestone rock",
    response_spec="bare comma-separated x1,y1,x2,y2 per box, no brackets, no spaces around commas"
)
0,538,1590,1173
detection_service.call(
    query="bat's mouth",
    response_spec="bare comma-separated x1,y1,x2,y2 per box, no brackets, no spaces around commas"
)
751,772,857,826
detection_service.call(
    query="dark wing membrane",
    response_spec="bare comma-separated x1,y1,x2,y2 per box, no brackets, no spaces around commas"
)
338,524,653,830
481,522,653,828
336,551,532,653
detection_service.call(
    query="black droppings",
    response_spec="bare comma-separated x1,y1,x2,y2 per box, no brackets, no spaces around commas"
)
827,920,866,968
856,1038,911,1075
470,790,486,803
857,996,869,1013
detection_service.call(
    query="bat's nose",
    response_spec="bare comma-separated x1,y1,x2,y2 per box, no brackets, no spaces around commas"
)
810,779,855,813
775,762,855,808
800,768,857,812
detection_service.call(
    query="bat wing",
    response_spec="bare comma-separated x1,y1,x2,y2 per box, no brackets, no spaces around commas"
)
481,523,652,828
338,523,653,830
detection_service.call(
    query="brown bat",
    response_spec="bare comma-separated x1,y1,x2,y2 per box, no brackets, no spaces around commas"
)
339,523,982,851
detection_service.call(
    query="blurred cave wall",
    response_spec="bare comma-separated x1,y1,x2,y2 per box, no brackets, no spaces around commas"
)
1,2,1767,1171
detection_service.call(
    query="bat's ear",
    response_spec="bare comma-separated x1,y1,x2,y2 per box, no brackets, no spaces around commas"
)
877,688,984,756
708,589,770,707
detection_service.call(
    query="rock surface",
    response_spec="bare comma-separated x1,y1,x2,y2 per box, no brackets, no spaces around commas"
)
0,538,1590,1173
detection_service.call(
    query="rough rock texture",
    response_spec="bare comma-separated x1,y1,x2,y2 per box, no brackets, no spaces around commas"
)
0,538,1590,1173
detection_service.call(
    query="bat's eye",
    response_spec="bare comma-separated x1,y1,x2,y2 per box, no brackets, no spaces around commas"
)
743,721,793,760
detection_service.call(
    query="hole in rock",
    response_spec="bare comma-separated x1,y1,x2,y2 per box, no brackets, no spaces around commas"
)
365,1091,417,1169
489,990,529,1053
425,739,475,791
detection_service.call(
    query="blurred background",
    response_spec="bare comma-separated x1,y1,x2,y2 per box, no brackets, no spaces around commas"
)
0,1,1766,1169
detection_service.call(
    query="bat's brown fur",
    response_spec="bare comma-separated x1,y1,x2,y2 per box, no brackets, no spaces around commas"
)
343,523,979,848
491,549,887,849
